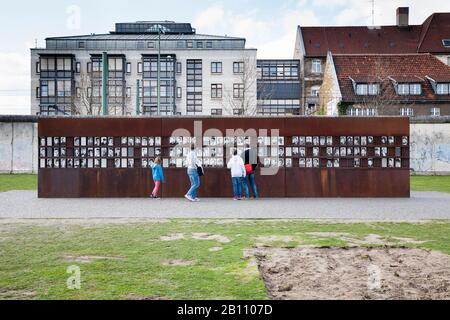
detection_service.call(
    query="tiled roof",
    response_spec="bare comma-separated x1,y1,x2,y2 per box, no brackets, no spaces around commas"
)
331,54,450,103
301,13,450,56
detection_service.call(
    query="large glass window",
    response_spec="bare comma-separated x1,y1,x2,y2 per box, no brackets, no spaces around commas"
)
400,107,414,117
233,62,244,74
398,83,422,95
211,62,222,74
431,107,441,117
186,59,203,113
211,84,222,99
312,59,322,73
233,84,244,99
356,84,379,96
436,83,450,95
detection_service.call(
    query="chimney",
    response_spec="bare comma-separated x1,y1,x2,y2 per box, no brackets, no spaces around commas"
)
396,7,409,28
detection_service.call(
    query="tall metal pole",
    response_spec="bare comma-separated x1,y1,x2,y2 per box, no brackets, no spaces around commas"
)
157,29,161,116
101,52,109,116
136,79,141,116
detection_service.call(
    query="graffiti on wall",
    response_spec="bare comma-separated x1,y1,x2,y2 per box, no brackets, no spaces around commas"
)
411,125,450,173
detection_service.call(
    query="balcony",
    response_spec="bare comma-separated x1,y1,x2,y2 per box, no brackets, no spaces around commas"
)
305,96,320,105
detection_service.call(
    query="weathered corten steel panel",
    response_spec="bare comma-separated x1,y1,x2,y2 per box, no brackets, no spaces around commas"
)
38,117,410,198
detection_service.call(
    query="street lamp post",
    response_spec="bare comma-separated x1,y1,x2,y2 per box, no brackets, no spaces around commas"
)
148,24,167,116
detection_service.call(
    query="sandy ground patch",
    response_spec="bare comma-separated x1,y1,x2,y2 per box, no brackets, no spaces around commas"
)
0,288,37,300
191,233,231,244
256,247,450,300
63,255,126,263
208,247,223,252
305,233,429,246
161,259,194,266
123,293,168,300
160,233,185,241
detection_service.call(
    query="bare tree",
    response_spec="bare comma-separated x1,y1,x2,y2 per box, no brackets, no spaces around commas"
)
222,55,258,116
72,72,100,115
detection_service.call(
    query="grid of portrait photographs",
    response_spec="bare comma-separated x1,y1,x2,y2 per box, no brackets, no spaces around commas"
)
39,134,409,170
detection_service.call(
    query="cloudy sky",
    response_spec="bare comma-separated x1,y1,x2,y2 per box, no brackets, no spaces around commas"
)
1,0,449,114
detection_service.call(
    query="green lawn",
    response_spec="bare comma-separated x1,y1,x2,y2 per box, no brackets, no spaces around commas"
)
1,220,450,300
0,174,37,192
0,174,449,193
411,176,450,194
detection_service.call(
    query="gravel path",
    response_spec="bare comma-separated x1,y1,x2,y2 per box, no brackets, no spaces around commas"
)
0,191,450,221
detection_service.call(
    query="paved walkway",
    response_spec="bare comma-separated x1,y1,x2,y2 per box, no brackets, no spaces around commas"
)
0,191,450,221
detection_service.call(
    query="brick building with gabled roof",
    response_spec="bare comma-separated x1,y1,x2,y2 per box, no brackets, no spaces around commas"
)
294,7,450,115
320,53,450,117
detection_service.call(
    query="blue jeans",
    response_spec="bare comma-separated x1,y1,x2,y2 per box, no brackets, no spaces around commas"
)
187,168,200,199
241,177,250,199
246,174,259,199
232,177,242,198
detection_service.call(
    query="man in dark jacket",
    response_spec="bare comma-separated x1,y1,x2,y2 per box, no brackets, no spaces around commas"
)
242,145,259,199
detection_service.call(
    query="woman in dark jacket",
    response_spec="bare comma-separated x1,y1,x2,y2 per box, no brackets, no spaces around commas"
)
242,145,259,199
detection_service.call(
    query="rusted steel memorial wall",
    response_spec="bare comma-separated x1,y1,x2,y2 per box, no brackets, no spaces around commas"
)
38,117,410,198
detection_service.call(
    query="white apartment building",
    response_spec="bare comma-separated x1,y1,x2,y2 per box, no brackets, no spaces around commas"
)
31,21,257,116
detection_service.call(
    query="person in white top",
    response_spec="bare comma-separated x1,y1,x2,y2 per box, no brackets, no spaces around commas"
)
185,144,201,202
227,149,247,200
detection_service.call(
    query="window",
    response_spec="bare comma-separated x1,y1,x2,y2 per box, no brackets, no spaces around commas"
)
206,41,213,48
125,87,131,98
400,107,414,117
186,59,202,113
76,87,81,98
56,57,72,71
75,62,81,73
148,42,155,49
211,84,222,99
443,39,450,48
356,84,379,96
137,62,143,74
57,80,72,97
436,83,450,95
177,41,184,48
126,62,131,74
311,86,320,97
233,62,244,74
187,41,193,48
431,107,441,117
233,84,244,99
176,62,182,74
36,87,40,98
211,109,223,116
40,80,55,97
108,57,123,71
177,87,182,99
36,62,40,74
348,107,377,116
211,62,222,74
197,42,203,48
398,83,421,95
312,59,322,73
87,87,92,98
78,41,85,49
40,57,55,71
87,62,92,73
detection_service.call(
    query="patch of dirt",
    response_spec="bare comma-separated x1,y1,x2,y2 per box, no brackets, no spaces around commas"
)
161,259,194,266
255,235,301,248
208,247,223,252
0,288,37,300
63,255,126,263
306,233,429,246
256,247,450,300
192,233,231,244
160,233,185,241
123,293,169,300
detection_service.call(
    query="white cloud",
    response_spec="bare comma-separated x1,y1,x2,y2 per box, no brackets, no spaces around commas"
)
0,49,31,115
